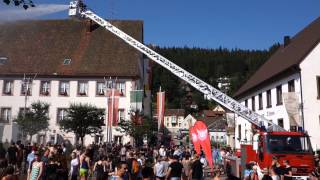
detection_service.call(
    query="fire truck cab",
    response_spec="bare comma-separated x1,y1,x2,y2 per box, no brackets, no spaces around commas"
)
229,131,314,179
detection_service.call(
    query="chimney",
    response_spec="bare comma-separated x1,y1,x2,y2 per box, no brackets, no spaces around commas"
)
284,36,290,47
86,20,93,33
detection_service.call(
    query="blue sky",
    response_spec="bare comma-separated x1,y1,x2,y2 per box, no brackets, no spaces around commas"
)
1,0,319,50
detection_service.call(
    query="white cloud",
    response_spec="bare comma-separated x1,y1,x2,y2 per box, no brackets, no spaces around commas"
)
0,4,69,22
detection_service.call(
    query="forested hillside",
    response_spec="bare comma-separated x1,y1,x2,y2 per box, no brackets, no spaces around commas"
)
150,44,280,113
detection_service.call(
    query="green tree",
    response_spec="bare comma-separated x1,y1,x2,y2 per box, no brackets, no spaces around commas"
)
59,103,105,145
117,111,156,147
2,0,35,9
15,101,49,142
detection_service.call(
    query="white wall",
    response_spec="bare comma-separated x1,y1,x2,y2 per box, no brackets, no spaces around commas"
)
300,42,320,150
0,77,137,145
164,115,185,134
235,73,301,149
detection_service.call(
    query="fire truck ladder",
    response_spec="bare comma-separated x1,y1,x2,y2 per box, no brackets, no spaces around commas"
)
69,0,286,132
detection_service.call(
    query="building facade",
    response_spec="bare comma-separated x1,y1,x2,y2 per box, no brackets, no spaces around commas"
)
163,109,185,134
0,19,151,145
234,17,320,150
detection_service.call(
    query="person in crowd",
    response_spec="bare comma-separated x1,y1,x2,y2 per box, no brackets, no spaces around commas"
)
93,156,106,180
27,151,44,180
27,147,36,170
282,160,292,180
1,165,18,180
181,152,192,179
69,152,79,180
79,149,91,180
190,154,203,180
7,143,17,168
154,156,166,180
270,166,280,180
271,156,282,178
45,157,58,180
126,152,140,180
0,145,8,179
141,159,154,180
166,155,184,180
261,168,272,180
111,162,128,180
159,146,166,158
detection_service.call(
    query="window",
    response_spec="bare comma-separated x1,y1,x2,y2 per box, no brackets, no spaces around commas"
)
290,126,297,132
19,107,30,115
116,82,126,96
251,96,255,111
2,80,13,95
0,57,8,65
40,81,50,96
21,81,32,95
59,81,70,96
277,118,284,128
276,85,283,105
266,90,272,108
245,99,248,107
57,108,68,123
78,81,88,96
63,58,71,65
96,82,105,96
317,76,320,99
258,93,263,110
288,80,295,92
0,108,11,123
118,109,125,122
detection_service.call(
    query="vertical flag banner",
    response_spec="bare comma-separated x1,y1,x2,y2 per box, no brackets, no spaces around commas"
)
157,91,165,130
190,126,201,155
107,89,120,126
194,121,214,170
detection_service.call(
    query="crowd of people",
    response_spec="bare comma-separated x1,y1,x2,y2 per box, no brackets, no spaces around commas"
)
241,155,320,180
0,140,319,180
0,141,222,180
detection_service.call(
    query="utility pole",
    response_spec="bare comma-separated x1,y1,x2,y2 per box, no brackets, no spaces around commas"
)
22,73,37,142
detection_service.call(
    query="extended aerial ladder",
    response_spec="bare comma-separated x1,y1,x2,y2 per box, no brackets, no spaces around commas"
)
69,0,285,132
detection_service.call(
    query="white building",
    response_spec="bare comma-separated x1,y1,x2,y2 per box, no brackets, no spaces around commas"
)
163,109,185,134
0,19,151,145
234,17,320,150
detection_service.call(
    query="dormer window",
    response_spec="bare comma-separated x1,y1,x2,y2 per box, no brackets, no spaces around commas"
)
0,57,8,65
63,58,71,65
3,80,13,95
59,81,69,96
40,81,50,96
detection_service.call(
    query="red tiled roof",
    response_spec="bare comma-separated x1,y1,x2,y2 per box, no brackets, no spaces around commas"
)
164,109,185,116
234,17,320,98
0,19,143,77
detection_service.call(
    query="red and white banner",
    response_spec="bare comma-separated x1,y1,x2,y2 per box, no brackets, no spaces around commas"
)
157,91,165,130
190,126,201,155
194,121,214,170
107,89,120,126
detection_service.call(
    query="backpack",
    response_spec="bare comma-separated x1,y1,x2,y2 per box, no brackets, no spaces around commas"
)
132,159,140,174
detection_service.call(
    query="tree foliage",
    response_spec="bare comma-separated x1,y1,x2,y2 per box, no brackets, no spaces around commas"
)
59,103,105,145
117,111,157,147
2,0,35,9
151,44,281,113
15,101,49,140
